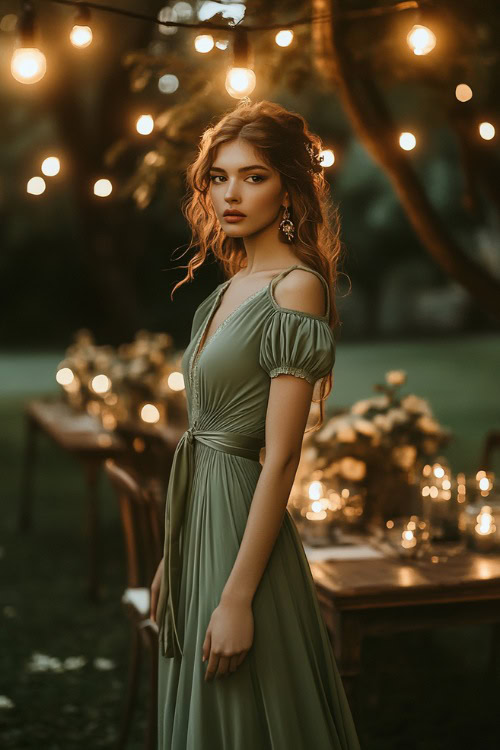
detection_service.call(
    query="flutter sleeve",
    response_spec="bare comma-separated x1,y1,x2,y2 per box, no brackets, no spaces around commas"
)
259,310,336,385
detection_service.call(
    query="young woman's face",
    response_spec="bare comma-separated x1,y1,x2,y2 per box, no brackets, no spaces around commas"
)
208,138,287,238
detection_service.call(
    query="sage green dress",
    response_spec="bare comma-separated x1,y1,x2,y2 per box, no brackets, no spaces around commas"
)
156,264,361,749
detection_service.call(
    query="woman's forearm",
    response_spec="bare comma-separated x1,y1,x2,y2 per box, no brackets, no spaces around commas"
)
220,455,300,606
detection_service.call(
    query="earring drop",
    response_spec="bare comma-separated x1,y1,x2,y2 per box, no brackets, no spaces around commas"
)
279,205,295,243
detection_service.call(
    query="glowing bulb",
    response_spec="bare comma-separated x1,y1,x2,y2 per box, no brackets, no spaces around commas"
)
158,73,179,94
167,371,185,391
172,2,193,21
27,176,46,195
225,67,256,99
141,403,160,423
399,132,417,151
136,114,154,135
406,24,436,56
91,374,111,394
11,47,46,84
455,84,473,102
70,24,93,48
56,367,74,386
479,476,491,491
475,506,495,535
479,122,495,141
94,179,112,197
41,157,60,177
320,149,335,167
194,34,214,53
275,30,293,47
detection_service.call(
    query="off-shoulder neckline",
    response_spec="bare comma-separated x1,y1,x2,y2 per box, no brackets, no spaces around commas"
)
218,263,330,322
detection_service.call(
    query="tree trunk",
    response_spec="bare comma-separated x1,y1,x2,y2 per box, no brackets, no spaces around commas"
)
311,0,500,322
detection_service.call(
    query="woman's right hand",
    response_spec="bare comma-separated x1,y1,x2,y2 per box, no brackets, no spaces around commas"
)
150,556,164,624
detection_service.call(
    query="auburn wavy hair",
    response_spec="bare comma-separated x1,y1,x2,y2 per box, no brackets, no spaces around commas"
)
171,98,344,433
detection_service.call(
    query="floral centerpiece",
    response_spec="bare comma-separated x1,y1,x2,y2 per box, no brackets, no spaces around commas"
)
294,370,452,532
55,328,187,429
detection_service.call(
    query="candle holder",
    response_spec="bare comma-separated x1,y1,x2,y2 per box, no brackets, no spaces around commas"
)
290,472,367,546
383,515,431,559
420,460,462,542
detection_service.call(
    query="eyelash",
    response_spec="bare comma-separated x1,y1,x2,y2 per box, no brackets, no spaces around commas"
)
209,175,265,184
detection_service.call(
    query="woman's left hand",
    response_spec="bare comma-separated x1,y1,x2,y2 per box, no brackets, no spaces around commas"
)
202,597,254,681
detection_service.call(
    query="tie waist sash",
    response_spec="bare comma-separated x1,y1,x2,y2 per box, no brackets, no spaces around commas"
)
157,426,264,659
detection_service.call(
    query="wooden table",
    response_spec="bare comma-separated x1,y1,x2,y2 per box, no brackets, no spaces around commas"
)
19,397,128,600
310,550,500,714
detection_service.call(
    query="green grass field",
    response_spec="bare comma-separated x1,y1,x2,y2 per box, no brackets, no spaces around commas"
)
1,335,499,749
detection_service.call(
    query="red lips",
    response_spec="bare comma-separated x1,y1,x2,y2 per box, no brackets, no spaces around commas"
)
223,210,246,217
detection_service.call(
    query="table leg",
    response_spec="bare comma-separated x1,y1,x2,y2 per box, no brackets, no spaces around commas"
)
18,414,39,531
82,458,102,601
331,611,363,720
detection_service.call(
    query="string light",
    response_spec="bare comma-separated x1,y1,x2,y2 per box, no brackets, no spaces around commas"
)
6,0,496,195
455,83,473,102
225,28,255,99
399,132,417,150
11,1,46,84
275,30,293,48
27,176,46,195
93,178,112,197
194,34,214,53
320,149,335,167
41,156,61,176
136,114,154,135
406,24,436,56
70,2,93,48
479,122,495,141
158,73,179,94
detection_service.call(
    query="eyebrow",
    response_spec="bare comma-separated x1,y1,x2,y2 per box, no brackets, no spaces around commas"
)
209,165,270,173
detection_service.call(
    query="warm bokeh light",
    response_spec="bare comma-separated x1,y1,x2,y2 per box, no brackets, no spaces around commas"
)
70,24,93,48
406,24,436,56
158,73,179,94
194,34,214,53
320,149,335,167
91,374,111,394
167,371,185,391
56,367,74,386
225,67,256,98
27,176,46,195
141,403,160,423
41,156,60,177
136,114,154,135
93,178,113,197
0,14,18,32
399,132,417,151
158,6,178,36
455,83,473,102
172,2,193,21
275,29,293,47
11,47,46,84
479,121,495,140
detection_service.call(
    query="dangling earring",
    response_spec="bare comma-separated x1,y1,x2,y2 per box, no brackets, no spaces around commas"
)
279,205,295,243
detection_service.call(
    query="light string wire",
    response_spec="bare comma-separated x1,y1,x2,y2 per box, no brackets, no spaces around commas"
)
33,0,425,33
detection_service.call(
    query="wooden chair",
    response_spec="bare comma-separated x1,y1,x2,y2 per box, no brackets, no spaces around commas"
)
478,429,500,473
104,459,165,750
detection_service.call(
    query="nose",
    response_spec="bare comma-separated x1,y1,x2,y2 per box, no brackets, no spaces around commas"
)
223,178,241,204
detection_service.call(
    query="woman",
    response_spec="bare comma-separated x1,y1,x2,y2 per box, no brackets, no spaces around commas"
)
150,99,361,749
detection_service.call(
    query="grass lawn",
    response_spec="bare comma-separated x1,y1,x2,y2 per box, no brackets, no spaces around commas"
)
1,335,499,749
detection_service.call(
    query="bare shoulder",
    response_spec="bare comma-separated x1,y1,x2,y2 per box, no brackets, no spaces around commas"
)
273,267,328,317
